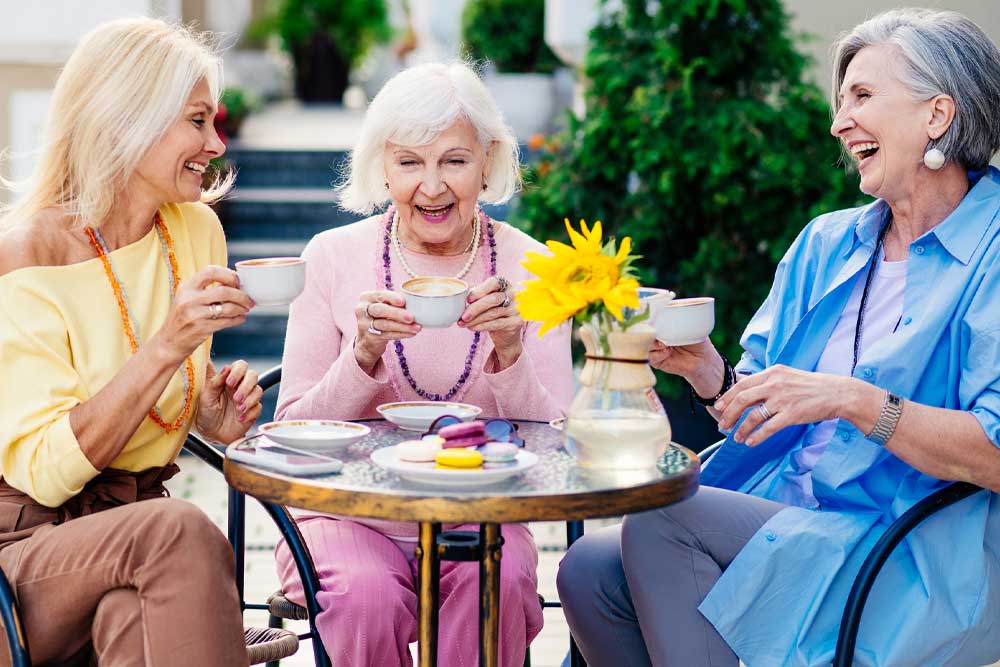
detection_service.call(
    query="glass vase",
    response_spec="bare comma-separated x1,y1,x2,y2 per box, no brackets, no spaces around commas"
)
564,319,671,469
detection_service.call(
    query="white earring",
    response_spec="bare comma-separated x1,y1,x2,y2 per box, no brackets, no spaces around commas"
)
923,147,946,170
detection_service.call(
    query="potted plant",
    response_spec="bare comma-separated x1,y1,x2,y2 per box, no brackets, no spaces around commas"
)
250,0,392,103
461,0,561,139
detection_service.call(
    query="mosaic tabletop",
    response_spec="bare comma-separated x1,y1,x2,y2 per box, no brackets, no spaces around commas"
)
225,420,700,523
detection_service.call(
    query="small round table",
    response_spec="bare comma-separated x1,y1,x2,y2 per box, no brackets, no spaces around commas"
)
224,420,699,667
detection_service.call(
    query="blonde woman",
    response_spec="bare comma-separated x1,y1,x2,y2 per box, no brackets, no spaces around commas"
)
0,18,260,665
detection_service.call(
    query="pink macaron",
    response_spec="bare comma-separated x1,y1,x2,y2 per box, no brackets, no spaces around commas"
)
438,421,487,449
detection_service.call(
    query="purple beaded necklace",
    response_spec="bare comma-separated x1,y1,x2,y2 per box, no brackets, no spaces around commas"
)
381,206,497,401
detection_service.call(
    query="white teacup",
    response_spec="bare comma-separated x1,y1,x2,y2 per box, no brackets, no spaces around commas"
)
653,297,715,346
401,277,470,328
234,257,306,306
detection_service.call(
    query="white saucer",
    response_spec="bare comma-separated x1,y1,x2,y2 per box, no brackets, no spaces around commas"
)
371,445,538,487
376,401,482,432
257,420,371,450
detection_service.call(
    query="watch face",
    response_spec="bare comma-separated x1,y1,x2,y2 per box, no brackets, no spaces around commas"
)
888,393,903,407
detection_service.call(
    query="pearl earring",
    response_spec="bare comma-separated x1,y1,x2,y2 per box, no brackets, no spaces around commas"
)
923,148,946,170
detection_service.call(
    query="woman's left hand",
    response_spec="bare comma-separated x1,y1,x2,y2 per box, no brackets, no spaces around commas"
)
459,276,524,370
196,360,263,443
714,364,851,446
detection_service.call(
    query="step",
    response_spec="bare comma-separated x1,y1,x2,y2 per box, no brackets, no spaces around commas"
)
211,306,288,359
220,188,353,241
226,147,348,189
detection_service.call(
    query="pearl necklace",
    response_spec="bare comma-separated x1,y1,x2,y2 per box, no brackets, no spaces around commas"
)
391,210,480,280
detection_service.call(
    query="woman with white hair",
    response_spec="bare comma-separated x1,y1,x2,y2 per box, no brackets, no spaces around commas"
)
0,18,261,665
273,62,573,666
558,8,1000,667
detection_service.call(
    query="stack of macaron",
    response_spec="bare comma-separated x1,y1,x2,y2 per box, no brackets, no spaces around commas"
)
395,421,520,469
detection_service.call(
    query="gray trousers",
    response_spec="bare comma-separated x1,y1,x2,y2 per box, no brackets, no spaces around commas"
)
556,487,787,667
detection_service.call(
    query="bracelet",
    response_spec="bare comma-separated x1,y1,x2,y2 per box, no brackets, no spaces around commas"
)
865,390,903,446
688,351,735,410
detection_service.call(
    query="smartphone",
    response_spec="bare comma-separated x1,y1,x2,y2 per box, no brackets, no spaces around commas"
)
227,441,344,476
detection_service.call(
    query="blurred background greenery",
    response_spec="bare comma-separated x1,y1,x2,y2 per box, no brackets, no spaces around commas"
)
512,0,869,396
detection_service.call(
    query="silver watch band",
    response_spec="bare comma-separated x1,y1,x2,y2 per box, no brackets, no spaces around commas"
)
866,390,903,446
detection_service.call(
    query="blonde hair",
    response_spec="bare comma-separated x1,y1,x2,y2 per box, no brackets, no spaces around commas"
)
1,17,231,228
338,62,521,215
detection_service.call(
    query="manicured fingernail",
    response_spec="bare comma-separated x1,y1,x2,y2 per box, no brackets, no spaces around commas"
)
238,415,246,423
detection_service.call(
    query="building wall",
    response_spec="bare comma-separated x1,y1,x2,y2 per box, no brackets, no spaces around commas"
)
786,0,1000,94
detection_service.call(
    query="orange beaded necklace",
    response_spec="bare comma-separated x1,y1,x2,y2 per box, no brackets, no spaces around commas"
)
85,214,196,433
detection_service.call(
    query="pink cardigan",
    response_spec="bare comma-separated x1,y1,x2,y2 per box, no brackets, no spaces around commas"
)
275,214,574,538
276,215,573,423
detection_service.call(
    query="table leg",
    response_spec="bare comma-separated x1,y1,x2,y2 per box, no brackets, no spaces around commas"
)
417,522,442,667
479,523,502,667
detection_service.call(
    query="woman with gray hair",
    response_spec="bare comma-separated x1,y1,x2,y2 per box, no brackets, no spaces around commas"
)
273,62,573,666
558,8,1000,666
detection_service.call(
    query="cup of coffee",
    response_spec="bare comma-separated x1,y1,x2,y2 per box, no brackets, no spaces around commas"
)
401,277,470,328
234,257,306,306
653,297,715,346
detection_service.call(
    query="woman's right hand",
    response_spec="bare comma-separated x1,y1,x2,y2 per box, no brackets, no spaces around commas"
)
354,290,421,373
152,266,253,365
650,338,726,399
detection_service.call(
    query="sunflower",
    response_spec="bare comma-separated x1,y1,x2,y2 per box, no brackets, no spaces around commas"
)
517,219,641,336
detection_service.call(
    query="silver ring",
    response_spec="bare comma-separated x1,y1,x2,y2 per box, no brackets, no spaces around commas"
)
367,324,383,336
210,303,223,320
501,292,511,309
365,302,376,320
496,276,510,293
756,403,773,421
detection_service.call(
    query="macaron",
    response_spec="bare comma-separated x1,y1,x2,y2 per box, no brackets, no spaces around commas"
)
435,448,484,469
396,439,441,462
478,441,519,463
438,421,488,449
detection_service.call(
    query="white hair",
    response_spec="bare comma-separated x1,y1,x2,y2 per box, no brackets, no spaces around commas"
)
338,62,521,215
1,17,230,228
832,8,1000,170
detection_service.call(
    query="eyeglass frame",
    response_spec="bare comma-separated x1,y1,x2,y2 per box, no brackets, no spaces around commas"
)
421,415,525,447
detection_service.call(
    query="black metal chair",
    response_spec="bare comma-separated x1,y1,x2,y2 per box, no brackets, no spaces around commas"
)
697,439,987,667
251,364,587,667
183,363,331,667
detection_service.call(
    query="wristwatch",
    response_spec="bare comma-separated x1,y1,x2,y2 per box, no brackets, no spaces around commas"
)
866,390,903,446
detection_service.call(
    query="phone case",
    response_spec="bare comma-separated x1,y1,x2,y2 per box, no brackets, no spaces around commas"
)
227,443,343,476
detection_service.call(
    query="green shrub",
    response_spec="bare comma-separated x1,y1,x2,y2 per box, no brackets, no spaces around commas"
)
514,0,867,394
461,0,560,73
250,0,391,70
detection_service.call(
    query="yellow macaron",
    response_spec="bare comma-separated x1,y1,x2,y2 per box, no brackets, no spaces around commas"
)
435,448,484,469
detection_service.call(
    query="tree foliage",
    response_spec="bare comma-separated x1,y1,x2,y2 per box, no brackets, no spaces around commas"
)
513,0,867,391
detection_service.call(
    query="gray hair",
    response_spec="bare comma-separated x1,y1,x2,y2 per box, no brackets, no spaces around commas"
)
831,8,1000,170
338,62,521,215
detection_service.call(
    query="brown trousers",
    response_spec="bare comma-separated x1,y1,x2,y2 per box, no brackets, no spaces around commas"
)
0,466,248,666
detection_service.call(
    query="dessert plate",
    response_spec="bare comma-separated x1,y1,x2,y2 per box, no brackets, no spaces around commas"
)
371,445,538,487
257,420,370,450
376,401,482,432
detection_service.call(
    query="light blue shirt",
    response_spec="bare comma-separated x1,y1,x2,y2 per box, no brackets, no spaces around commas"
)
698,167,1000,667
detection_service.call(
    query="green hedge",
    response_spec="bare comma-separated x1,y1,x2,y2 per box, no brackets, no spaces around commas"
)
513,0,867,393
461,0,560,73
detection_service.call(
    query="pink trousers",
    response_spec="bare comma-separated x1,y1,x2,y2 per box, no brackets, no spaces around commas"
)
275,518,544,667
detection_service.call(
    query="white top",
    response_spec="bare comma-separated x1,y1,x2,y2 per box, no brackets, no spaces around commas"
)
792,252,908,505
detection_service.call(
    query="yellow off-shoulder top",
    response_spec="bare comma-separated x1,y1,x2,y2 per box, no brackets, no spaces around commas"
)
0,202,227,507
